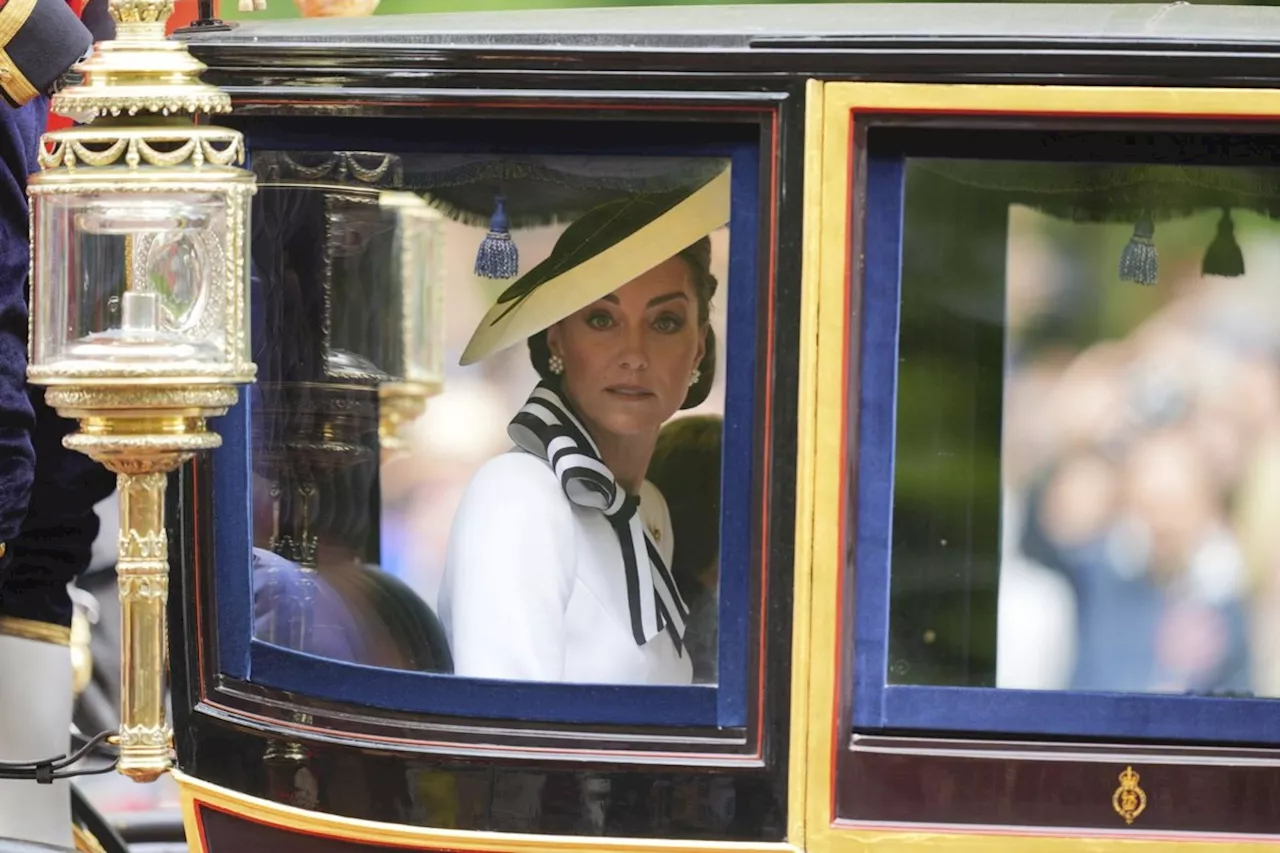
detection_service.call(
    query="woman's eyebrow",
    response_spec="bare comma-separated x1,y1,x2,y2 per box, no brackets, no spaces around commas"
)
647,292,689,307
598,291,688,307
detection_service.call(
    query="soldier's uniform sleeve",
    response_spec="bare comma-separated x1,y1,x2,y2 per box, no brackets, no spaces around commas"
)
0,97,39,612
0,0,92,108
0,0,114,637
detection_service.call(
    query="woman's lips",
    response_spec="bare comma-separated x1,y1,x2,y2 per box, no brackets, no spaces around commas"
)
605,384,655,399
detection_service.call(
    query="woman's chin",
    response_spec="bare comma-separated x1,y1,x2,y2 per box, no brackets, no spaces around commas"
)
587,401,670,438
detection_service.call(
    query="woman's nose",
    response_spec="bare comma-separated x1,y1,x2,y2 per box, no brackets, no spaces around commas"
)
617,324,649,371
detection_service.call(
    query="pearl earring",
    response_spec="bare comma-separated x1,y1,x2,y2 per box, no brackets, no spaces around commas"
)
548,354,564,375
689,368,701,388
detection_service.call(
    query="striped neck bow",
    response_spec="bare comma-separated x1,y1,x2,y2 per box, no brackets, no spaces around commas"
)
508,383,689,655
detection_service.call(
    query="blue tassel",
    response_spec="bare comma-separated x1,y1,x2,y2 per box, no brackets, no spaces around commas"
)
1119,213,1158,286
474,195,519,280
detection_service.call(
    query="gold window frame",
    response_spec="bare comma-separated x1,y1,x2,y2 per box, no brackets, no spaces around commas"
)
791,81,1280,853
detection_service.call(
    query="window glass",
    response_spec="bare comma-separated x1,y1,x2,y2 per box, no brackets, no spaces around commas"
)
890,158,1280,698
248,152,732,687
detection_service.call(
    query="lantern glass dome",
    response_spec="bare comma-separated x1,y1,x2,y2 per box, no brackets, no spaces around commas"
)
30,184,251,376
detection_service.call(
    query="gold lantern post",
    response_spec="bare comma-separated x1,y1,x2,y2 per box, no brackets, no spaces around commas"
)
25,0,256,782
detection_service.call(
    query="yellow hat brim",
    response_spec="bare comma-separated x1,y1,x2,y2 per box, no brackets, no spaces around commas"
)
459,166,731,366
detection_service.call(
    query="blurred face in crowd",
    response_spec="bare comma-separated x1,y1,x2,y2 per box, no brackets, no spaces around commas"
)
1040,452,1118,549
1121,429,1219,577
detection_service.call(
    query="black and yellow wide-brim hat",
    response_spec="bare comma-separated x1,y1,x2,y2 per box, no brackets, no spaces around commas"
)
459,165,731,366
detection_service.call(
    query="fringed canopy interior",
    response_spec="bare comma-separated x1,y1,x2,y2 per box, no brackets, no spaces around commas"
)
916,161,1280,223
253,151,730,229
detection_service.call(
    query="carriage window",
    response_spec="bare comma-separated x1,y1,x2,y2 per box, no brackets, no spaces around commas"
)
242,150,742,698
887,157,1280,700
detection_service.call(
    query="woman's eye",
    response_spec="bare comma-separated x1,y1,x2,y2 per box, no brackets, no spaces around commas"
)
652,313,685,334
586,312,614,330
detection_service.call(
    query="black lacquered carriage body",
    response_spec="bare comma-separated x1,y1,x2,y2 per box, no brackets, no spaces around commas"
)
171,6,1280,852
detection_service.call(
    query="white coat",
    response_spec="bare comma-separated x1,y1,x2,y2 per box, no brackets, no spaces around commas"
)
438,449,693,686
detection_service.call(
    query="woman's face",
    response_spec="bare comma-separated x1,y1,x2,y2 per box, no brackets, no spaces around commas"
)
547,256,707,440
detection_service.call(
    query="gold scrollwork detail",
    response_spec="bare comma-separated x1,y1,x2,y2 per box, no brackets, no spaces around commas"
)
118,528,167,560
132,138,196,168
108,0,175,24
39,133,244,171
117,724,171,748
33,361,253,382
265,151,405,188
125,471,167,491
64,433,221,462
1112,766,1148,825
42,383,240,410
117,573,169,602
47,138,127,168
279,153,337,179
269,534,318,567
52,91,232,122
103,457,192,477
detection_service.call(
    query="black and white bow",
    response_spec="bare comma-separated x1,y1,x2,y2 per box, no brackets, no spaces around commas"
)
508,383,689,655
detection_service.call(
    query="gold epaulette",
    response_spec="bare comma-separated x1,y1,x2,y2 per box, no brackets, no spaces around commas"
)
0,0,39,105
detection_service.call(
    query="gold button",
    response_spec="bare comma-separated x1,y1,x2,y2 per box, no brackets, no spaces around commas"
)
0,542,7,558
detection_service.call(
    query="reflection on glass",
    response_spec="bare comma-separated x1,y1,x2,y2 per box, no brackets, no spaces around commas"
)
890,158,1280,699
33,192,232,367
248,152,730,687
146,230,212,333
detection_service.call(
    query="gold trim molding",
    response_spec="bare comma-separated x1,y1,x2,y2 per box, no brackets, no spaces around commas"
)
821,81,1280,118
821,830,1280,853
787,76,826,852
0,615,71,646
174,770,800,853
73,824,108,853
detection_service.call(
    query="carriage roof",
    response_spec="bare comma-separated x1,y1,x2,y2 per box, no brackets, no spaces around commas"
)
187,2,1280,51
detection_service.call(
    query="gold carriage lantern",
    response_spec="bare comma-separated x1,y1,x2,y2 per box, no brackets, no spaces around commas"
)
375,190,445,456
25,0,256,783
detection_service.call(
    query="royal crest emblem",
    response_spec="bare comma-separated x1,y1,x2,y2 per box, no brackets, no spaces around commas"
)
1111,766,1147,825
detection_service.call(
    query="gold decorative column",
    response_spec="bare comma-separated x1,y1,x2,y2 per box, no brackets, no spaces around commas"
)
25,0,256,782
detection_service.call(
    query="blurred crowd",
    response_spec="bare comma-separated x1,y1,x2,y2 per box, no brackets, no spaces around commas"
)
998,207,1280,697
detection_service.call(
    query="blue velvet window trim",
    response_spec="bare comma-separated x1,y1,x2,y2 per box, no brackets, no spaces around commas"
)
850,150,903,729
209,126,762,728
852,141,1280,746
873,684,1280,743
209,394,253,681
251,639,718,726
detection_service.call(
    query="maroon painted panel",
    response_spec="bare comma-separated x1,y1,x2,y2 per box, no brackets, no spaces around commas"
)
839,741,1280,835
197,804,455,853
